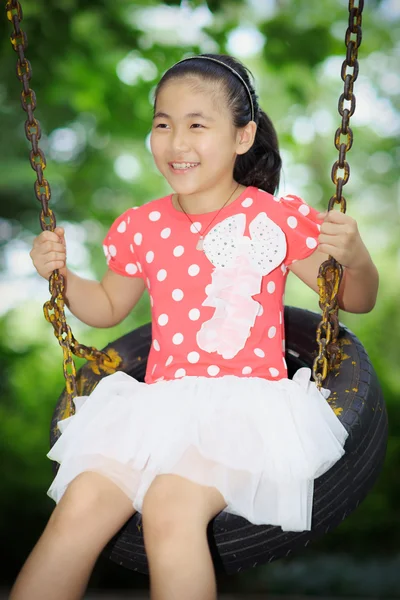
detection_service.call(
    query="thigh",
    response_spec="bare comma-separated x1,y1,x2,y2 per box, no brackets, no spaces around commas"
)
142,473,227,535
49,471,136,544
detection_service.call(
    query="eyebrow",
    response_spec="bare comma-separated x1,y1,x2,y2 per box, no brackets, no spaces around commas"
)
153,111,215,122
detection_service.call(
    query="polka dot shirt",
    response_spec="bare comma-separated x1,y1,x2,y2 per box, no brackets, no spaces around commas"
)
102,186,321,384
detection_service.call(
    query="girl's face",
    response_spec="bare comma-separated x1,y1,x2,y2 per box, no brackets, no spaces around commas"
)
150,78,242,195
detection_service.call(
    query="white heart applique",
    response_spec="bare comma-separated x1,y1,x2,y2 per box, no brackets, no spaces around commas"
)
202,212,286,275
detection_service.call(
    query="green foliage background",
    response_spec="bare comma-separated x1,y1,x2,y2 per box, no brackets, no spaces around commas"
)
0,0,399,595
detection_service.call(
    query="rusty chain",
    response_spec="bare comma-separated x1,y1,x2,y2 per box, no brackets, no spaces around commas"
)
312,0,364,389
6,0,121,415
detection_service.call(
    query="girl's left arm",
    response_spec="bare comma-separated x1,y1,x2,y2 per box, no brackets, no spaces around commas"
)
288,210,379,314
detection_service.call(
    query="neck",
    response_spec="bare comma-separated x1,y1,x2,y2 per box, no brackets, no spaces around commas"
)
173,181,244,215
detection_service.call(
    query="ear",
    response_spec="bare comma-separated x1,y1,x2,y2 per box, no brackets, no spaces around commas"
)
236,121,257,156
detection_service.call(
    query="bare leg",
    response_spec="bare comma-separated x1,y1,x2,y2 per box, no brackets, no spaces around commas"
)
9,471,136,600
147,526,217,600
142,473,227,600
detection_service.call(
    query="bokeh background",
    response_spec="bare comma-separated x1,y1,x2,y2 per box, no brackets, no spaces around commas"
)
0,0,399,597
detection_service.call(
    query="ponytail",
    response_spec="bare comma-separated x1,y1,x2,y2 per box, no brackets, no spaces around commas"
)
234,108,282,195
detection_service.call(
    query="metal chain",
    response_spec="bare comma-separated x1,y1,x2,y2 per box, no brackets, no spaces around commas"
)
313,0,364,389
6,0,121,415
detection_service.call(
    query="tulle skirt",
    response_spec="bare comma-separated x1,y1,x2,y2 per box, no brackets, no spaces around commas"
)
46,368,348,532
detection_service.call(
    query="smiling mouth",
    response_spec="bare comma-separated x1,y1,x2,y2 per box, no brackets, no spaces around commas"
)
170,162,200,171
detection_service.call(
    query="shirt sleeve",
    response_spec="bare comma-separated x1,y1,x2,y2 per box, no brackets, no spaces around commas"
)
279,194,321,266
102,208,144,279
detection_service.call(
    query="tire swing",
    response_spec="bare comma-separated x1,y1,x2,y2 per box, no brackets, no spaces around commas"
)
7,0,387,575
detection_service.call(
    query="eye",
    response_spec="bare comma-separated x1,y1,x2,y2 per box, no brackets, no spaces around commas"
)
155,123,168,129
191,123,205,129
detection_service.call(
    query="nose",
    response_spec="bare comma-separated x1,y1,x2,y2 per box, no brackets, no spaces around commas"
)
171,127,190,153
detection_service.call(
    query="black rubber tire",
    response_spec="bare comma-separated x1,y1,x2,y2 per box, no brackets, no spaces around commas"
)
49,306,387,574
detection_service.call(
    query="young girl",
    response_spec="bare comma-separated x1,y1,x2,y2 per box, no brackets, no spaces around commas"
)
12,53,379,600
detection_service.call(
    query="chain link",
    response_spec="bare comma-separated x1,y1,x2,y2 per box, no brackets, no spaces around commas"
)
6,0,121,415
313,0,364,389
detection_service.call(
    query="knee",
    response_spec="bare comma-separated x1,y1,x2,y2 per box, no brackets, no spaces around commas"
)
142,495,202,546
49,472,111,531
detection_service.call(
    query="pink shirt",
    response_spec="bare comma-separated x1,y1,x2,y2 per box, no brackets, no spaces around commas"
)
102,186,321,384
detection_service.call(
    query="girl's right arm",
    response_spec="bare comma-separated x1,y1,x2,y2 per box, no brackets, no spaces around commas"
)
30,227,146,328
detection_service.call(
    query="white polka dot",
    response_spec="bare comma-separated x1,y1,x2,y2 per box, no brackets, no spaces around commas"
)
152,363,157,375
150,295,154,307
174,368,186,378
187,352,200,364
298,204,310,216
173,245,185,257
158,314,168,326
282,339,286,351
130,244,134,253
242,366,252,375
149,211,161,221
254,348,265,358
172,289,184,301
157,269,167,281
281,264,287,274
146,251,154,263
109,245,117,257
287,216,298,229
125,263,138,275
117,221,127,233
161,227,171,239
241,197,253,208
188,264,200,276
267,281,275,294
272,196,280,202
172,333,184,345
207,365,220,376
205,284,212,295
257,304,264,317
306,237,318,249
137,262,142,273
165,355,173,366
134,233,142,245
190,222,202,234
283,357,287,369
146,277,151,288
317,224,321,231
189,308,200,321
153,339,160,351
279,311,282,324
269,367,280,377
268,326,277,339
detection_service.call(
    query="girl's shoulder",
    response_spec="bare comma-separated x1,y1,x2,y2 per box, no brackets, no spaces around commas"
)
110,192,172,224
255,188,311,210
254,188,319,223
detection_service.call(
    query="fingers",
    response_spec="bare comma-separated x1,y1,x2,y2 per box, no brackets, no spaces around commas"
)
30,227,67,280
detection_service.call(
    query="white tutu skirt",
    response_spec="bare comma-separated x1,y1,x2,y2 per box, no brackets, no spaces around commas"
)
47,368,349,532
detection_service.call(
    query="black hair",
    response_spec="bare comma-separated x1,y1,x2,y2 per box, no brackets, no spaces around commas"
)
153,53,282,195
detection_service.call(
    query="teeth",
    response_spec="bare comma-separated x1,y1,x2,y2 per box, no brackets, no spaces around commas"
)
172,162,199,169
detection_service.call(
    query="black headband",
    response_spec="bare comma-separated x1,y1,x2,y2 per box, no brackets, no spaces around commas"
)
169,56,255,122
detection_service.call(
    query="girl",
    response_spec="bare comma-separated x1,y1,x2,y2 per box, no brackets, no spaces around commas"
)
12,53,379,600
